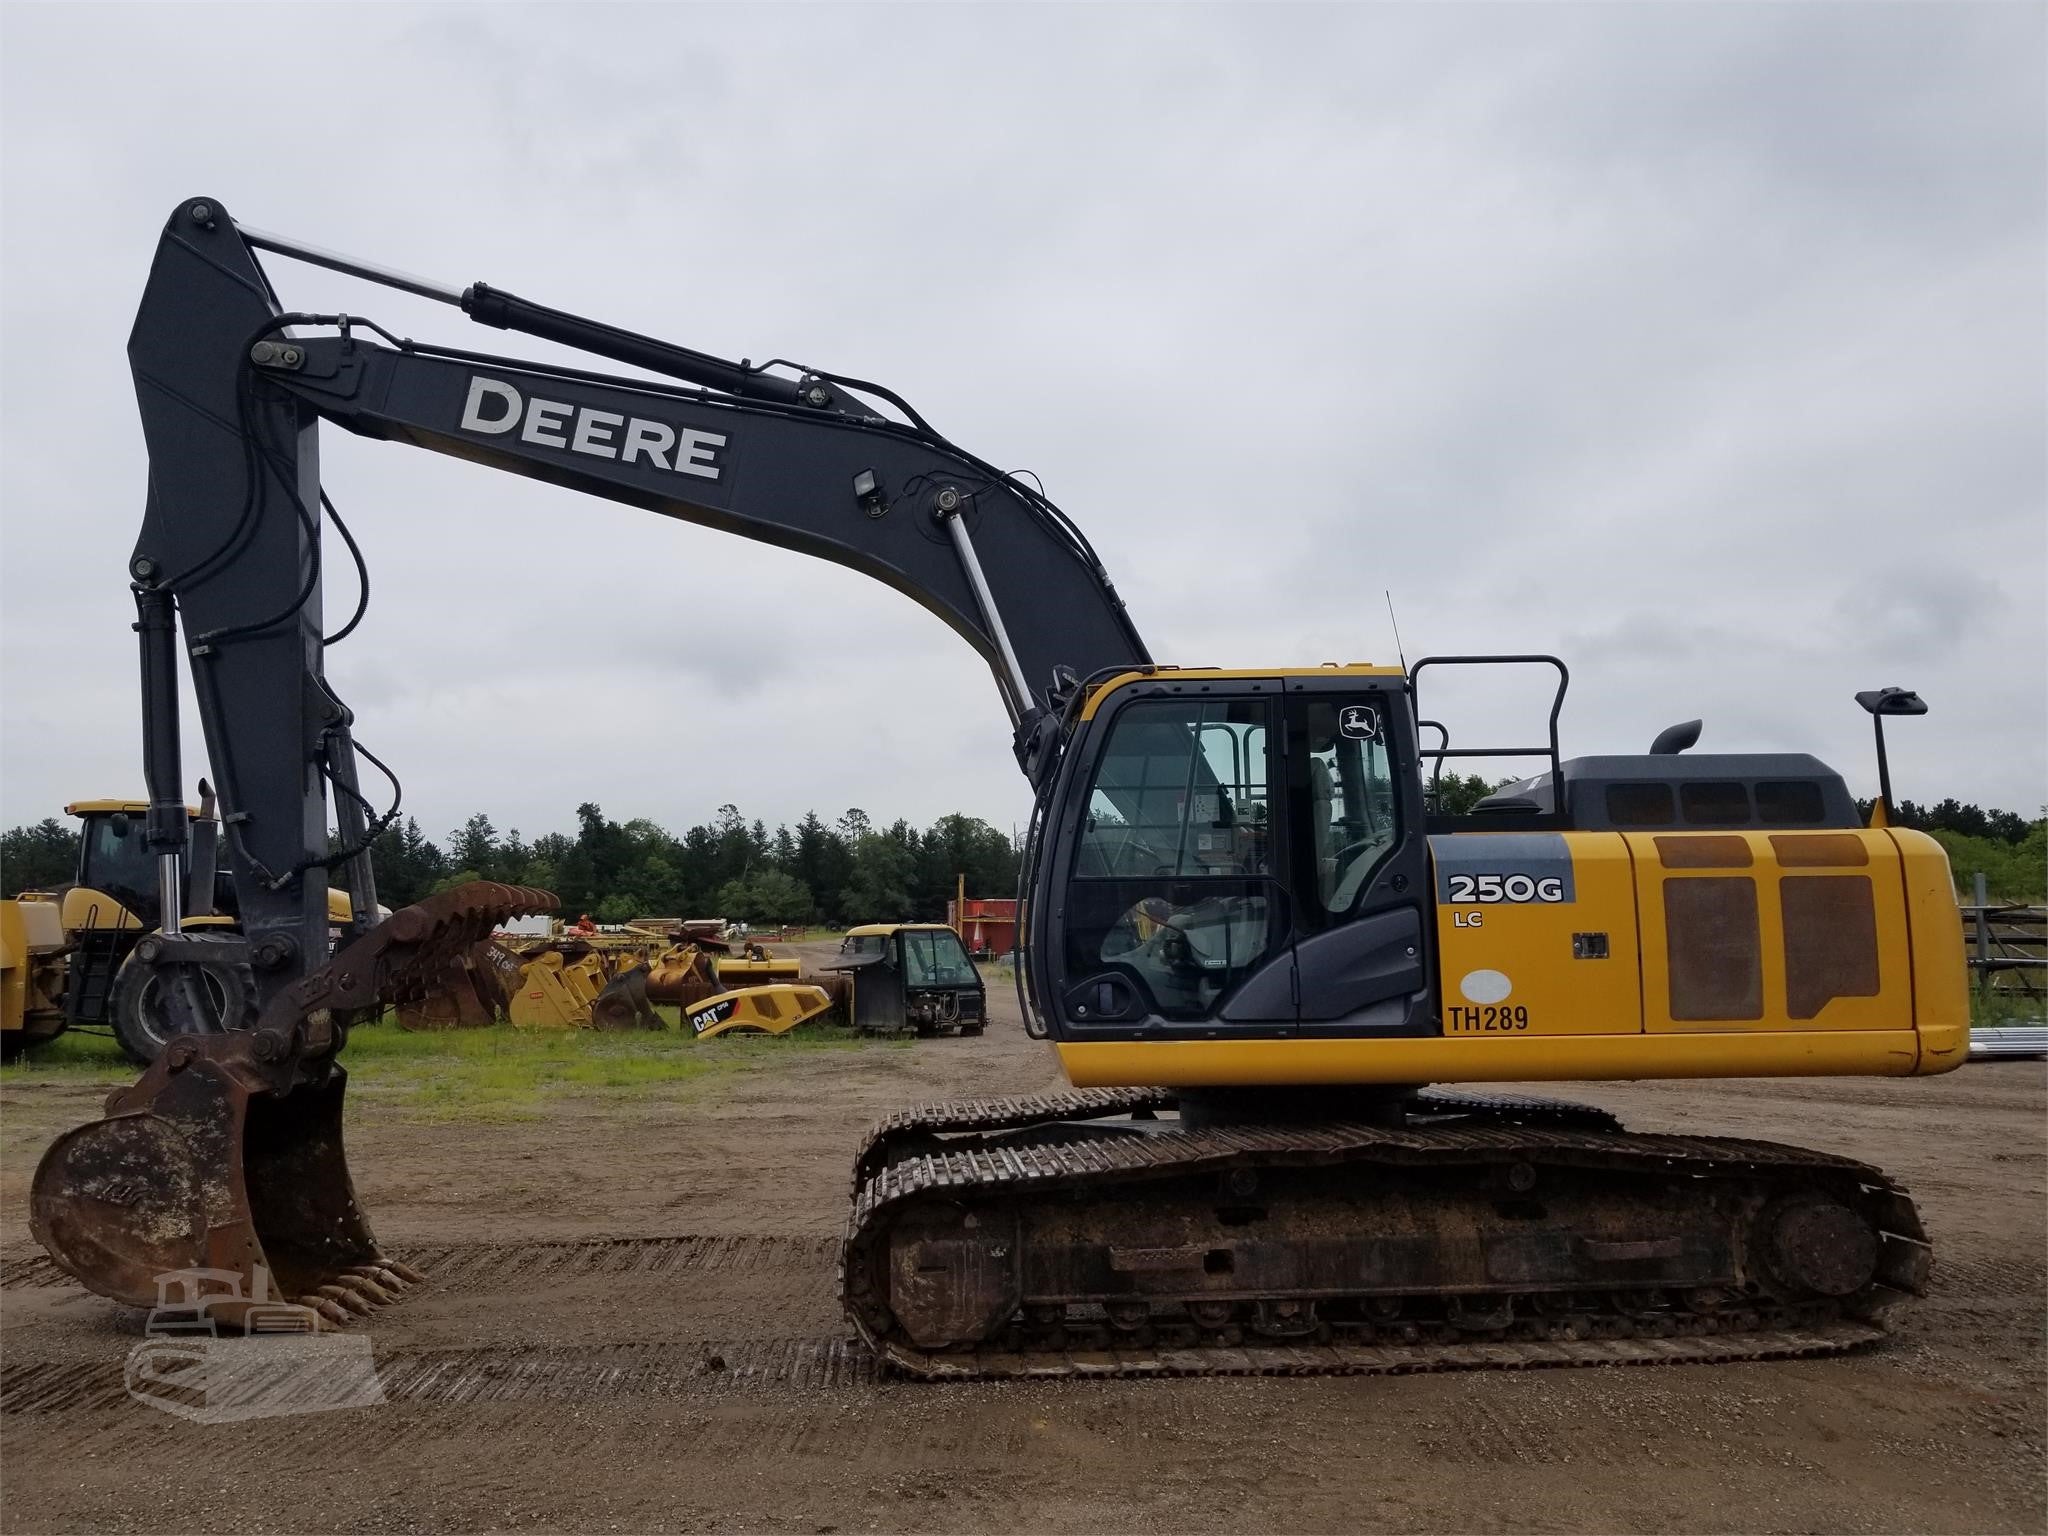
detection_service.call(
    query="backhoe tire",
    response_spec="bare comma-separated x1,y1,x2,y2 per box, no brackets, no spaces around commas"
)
110,934,260,1066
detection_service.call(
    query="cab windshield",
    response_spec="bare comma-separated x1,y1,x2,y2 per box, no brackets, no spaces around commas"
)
901,928,978,987
80,814,153,906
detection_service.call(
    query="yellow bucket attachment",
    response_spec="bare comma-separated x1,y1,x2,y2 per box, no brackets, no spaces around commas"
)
508,952,590,1028
683,984,834,1039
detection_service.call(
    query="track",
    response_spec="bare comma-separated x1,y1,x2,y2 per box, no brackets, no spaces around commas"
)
844,1095,1926,1379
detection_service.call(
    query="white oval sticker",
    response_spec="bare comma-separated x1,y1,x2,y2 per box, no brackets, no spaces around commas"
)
1459,969,1513,1005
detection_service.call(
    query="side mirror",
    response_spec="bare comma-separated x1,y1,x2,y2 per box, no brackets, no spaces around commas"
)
1855,686,1927,826
1856,687,1927,718
108,812,132,839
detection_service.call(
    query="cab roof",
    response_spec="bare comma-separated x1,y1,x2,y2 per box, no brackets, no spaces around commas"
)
1079,664,1405,720
845,922,958,937
65,799,201,818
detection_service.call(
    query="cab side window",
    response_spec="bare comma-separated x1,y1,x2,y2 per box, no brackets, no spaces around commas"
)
1292,696,1400,923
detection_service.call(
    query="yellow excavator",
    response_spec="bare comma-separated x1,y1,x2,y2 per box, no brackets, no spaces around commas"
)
28,202,1967,1376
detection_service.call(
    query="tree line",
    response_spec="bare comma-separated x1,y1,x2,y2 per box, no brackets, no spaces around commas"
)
3,789,2040,911
366,803,1018,924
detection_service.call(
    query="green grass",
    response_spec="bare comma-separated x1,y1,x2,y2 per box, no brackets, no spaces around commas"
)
0,1006,907,1121
0,1027,129,1073
1971,987,2047,1029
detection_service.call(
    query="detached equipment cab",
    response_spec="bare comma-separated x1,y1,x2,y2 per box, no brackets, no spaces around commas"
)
828,923,986,1037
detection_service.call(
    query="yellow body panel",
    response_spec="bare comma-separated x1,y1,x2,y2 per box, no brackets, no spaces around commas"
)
1432,832,1641,1036
684,984,834,1039
2,900,68,1037
1058,1027,1958,1087
1890,827,1973,1073
59,886,143,933
714,955,802,985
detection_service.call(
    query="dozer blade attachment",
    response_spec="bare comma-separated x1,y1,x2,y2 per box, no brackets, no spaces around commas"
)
683,983,834,1039
29,881,557,1326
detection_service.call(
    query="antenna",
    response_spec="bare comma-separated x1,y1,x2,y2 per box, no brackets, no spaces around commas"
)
1384,591,1409,673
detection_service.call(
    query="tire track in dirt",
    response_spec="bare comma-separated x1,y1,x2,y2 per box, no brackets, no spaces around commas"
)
401,1233,839,1292
0,1233,837,1294
4,1334,882,1437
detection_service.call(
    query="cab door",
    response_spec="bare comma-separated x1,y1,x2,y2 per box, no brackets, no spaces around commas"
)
1280,683,1434,1036
1047,681,1297,1037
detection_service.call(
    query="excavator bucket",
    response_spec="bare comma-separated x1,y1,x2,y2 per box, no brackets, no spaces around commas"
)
588,963,664,1030
506,952,585,1028
393,940,522,1030
683,983,835,1040
645,943,719,1007
28,882,557,1327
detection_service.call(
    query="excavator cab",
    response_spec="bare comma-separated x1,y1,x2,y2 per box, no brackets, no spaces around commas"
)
1032,671,1432,1042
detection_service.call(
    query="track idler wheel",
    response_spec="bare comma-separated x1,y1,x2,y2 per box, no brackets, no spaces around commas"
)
1758,1194,1882,1299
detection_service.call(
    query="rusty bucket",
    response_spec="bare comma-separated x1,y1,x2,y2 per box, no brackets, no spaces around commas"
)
29,882,556,1326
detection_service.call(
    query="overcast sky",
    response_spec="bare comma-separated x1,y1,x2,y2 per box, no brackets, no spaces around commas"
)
2,3,2042,853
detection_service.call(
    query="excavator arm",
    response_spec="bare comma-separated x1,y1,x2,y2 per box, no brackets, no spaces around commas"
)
126,198,1148,1006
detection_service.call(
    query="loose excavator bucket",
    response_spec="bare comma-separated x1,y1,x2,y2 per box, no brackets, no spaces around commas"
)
682,983,834,1039
645,943,719,1006
393,939,524,1030
588,963,664,1030
28,882,557,1326
645,942,800,1008
507,949,604,1028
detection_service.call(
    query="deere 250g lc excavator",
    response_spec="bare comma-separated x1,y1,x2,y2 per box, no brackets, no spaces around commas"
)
30,200,1968,1378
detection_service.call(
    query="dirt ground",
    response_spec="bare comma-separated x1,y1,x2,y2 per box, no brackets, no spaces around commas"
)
2,951,2042,1534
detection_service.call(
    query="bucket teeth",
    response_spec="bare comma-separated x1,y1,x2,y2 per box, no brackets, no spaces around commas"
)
334,1272,396,1306
313,1283,376,1317
374,883,560,1015
346,1262,414,1295
378,1258,429,1287
300,1295,356,1328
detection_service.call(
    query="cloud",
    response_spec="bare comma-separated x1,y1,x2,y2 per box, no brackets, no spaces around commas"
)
1,2,2041,848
